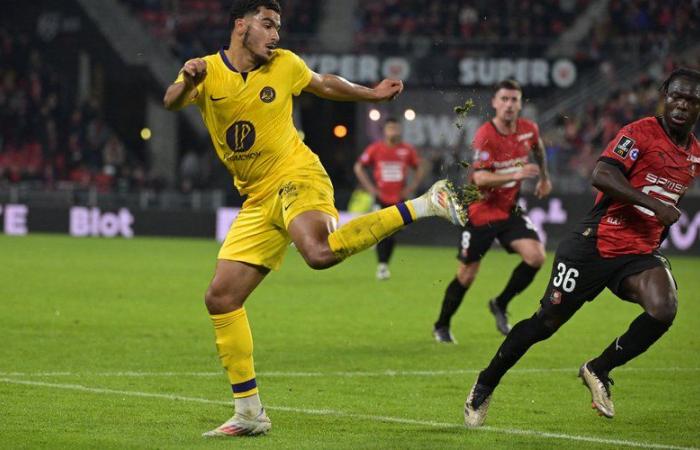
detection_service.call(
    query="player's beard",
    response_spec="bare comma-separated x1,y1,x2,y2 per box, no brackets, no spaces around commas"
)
243,30,269,66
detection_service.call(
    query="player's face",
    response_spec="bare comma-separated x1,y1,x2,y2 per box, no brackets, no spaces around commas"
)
663,77,700,135
240,8,281,64
384,122,401,144
492,88,522,122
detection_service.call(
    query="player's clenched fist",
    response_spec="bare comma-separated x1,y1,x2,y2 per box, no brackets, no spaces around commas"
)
181,58,207,88
372,79,404,102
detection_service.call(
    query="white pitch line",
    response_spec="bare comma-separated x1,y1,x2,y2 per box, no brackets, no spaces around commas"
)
0,367,698,378
0,377,695,450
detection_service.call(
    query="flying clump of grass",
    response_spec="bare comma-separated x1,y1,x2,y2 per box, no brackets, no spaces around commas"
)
448,98,482,213
453,98,475,130
446,179,482,207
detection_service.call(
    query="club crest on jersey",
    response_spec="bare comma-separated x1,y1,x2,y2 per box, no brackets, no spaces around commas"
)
550,289,562,305
630,148,639,161
260,86,276,103
613,136,635,158
473,149,490,161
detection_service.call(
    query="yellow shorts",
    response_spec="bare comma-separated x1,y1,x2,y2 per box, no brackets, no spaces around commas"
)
218,164,338,270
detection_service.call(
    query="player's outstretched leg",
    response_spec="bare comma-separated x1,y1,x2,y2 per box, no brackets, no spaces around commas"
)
327,179,469,261
579,266,676,419
465,311,558,427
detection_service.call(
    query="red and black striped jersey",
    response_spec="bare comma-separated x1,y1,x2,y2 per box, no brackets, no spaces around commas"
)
468,118,540,226
578,117,700,257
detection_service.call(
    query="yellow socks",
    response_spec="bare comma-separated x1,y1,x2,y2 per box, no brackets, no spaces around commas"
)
210,307,258,398
328,202,417,260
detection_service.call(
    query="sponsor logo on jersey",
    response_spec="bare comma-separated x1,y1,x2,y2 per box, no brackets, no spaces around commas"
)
492,156,529,169
379,161,404,182
226,121,256,153
550,289,562,305
260,86,276,103
688,155,700,164
645,172,687,194
630,148,639,160
613,136,635,158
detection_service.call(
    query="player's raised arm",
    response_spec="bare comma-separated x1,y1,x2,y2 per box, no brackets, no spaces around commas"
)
591,160,680,226
163,58,207,111
303,72,403,102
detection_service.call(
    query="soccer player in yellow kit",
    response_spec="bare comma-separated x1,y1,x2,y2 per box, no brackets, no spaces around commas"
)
164,0,467,437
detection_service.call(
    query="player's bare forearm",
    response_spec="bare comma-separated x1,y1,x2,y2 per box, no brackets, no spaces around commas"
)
592,161,666,213
473,171,518,188
532,138,550,180
472,163,539,188
353,162,377,195
407,164,426,192
163,82,197,111
304,73,402,102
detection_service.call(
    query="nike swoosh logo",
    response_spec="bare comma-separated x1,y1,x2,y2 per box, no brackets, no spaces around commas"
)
284,202,296,211
210,95,227,101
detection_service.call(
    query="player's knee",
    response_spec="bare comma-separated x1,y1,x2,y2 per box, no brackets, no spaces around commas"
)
646,294,677,325
299,247,336,270
523,250,546,268
204,285,242,314
456,264,478,286
456,271,476,286
534,309,564,333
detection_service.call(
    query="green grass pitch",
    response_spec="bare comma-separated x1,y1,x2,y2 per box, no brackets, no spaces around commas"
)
1,234,699,449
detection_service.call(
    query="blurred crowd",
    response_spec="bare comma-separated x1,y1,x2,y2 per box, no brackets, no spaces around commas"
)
120,0,323,60
355,0,588,49
577,0,700,62
0,29,153,192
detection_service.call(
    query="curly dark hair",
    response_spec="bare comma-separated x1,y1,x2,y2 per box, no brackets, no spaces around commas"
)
229,0,281,29
661,67,700,92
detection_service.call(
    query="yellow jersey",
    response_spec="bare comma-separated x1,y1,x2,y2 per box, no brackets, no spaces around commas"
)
175,48,319,198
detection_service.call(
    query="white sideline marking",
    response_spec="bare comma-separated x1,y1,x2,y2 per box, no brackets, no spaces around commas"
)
0,377,695,450
0,367,698,378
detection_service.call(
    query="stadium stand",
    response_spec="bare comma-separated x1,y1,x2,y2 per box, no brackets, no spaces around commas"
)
120,0,323,60
354,0,591,56
574,0,699,62
0,28,154,191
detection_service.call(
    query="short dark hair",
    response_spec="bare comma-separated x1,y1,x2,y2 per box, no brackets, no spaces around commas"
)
229,0,281,29
494,79,522,94
384,117,399,125
661,67,700,92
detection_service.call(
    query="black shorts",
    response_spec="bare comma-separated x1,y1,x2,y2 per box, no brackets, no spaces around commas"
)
457,212,540,263
539,232,672,318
